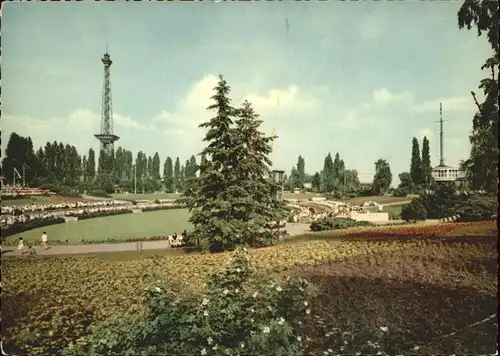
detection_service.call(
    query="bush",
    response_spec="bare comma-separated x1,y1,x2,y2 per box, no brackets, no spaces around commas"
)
310,218,373,231
64,248,312,356
154,199,161,204
141,205,184,212
400,201,427,222
1,217,65,239
455,194,497,222
86,190,111,198
67,210,132,220
392,188,408,198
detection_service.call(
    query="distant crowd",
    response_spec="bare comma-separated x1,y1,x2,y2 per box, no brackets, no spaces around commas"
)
1,201,182,228
1,200,129,215
1,184,55,197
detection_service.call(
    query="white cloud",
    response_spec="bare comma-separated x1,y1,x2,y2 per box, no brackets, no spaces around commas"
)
372,88,414,106
412,96,475,114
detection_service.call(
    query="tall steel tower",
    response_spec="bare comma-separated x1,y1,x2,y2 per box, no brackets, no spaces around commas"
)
94,44,119,154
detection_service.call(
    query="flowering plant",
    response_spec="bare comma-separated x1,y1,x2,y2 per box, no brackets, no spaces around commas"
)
64,248,312,355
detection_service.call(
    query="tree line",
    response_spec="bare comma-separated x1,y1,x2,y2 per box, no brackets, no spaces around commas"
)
393,136,434,196
285,153,393,197
1,132,200,194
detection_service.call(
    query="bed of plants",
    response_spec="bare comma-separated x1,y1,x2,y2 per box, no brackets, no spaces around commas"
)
310,217,374,231
1,221,496,355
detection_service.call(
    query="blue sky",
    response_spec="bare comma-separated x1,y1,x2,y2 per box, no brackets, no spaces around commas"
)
1,1,492,185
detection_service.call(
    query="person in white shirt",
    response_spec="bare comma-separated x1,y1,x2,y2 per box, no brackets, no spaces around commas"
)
17,237,25,257
41,232,48,249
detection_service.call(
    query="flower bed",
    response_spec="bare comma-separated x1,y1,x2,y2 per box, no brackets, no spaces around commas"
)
1,218,66,239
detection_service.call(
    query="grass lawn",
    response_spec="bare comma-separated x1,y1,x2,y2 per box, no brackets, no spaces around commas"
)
111,193,182,201
2,221,496,355
1,195,92,206
346,195,414,205
382,203,408,215
5,209,192,244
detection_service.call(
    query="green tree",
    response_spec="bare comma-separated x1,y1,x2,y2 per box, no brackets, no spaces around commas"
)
86,148,96,183
163,157,174,193
321,153,335,193
410,137,423,186
296,155,305,189
332,152,345,192
174,157,181,192
372,158,392,195
311,172,321,192
344,169,361,193
421,136,433,187
1,133,38,185
152,152,161,180
458,0,499,194
289,166,300,190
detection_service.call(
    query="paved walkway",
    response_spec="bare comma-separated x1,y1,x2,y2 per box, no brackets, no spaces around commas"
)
2,223,313,257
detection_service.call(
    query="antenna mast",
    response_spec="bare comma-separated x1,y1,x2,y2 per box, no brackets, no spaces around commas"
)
435,102,447,167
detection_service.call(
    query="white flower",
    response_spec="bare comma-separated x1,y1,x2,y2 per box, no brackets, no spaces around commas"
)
305,309,311,315
201,348,207,355
240,342,245,348
328,349,333,353
250,318,254,323
340,346,344,351
356,353,361,356
263,326,270,334
379,326,389,332
223,289,229,295
235,288,239,293
344,340,348,345
236,268,241,273
207,337,213,345
268,306,273,311
377,352,383,355
276,286,282,292
49,330,54,336
297,336,302,342
325,332,332,337
250,308,255,313
212,345,218,350
298,321,302,325
303,301,308,306
413,346,420,351
252,291,258,298
202,298,209,306
323,352,329,356
278,317,285,325
299,287,304,292
204,310,209,317
155,287,161,292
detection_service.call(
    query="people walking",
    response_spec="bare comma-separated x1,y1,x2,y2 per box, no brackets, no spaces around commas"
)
17,237,25,257
41,231,48,249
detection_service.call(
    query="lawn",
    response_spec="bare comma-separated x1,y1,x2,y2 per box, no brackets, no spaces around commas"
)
1,195,92,206
4,209,192,244
345,195,414,205
2,221,496,355
382,203,408,215
111,192,182,201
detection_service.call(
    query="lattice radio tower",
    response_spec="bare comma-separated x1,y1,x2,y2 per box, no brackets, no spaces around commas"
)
94,43,119,154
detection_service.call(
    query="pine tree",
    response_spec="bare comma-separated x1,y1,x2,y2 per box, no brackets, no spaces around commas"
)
410,137,423,186
182,75,239,252
296,155,305,189
232,99,289,246
163,157,174,192
182,76,288,252
174,157,181,193
322,153,335,193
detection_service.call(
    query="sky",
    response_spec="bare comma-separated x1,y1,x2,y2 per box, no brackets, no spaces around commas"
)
1,1,492,186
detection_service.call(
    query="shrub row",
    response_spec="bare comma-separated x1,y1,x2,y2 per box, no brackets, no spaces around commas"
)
141,205,184,212
401,186,496,222
310,217,374,231
1,217,65,239
68,209,133,220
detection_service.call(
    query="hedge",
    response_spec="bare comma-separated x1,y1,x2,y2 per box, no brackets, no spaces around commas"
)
310,217,374,231
1,217,65,239
68,209,133,220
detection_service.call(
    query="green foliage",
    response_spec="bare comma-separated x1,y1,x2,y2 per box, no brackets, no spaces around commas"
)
455,194,497,222
64,248,311,356
163,156,175,192
410,137,423,186
69,210,132,220
310,218,374,232
420,136,433,187
458,0,499,194
392,187,408,198
182,76,288,252
86,189,112,198
401,200,427,222
311,172,321,192
1,217,65,239
372,159,392,195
